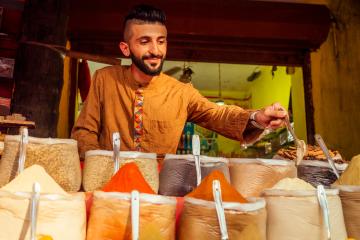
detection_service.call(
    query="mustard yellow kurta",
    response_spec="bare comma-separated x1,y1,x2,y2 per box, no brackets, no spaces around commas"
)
71,65,261,157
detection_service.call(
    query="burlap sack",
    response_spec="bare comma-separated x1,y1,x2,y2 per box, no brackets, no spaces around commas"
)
333,185,360,239
0,191,86,240
263,188,347,240
159,154,229,196
0,135,81,192
298,160,348,187
229,158,296,198
83,150,158,192
178,197,267,240
87,191,176,240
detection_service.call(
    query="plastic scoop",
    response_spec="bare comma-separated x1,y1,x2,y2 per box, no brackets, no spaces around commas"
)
131,190,140,240
192,135,201,186
315,134,340,179
213,180,229,240
30,182,41,240
284,116,307,165
317,185,331,240
17,127,29,175
112,132,121,175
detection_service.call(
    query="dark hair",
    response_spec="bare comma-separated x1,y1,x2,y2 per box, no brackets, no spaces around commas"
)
124,4,166,25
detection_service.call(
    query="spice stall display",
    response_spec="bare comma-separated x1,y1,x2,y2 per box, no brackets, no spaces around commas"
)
86,191,176,240
297,160,348,187
276,145,348,187
0,135,82,192
263,178,347,240
83,150,158,192
0,165,86,240
332,185,360,239
159,154,229,196
178,171,267,240
102,162,155,194
228,158,296,198
332,154,360,239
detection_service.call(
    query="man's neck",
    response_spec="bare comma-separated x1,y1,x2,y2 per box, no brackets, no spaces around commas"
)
131,64,155,86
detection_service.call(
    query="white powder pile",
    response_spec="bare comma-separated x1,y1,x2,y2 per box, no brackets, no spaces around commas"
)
1,164,68,195
272,178,315,190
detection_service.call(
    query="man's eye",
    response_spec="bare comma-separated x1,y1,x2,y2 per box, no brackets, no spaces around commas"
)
140,40,149,44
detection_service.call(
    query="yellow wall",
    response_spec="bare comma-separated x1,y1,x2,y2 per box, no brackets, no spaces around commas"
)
311,0,360,159
291,68,307,141
251,66,291,110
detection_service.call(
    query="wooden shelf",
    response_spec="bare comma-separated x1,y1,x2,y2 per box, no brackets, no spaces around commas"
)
0,119,35,129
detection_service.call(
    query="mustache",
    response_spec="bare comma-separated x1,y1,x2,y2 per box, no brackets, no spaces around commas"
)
142,54,163,60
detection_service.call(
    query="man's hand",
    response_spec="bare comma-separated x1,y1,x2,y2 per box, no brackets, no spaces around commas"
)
254,102,288,129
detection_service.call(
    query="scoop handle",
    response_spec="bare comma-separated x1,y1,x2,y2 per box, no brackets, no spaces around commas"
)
316,185,331,240
30,182,41,240
131,190,140,240
192,135,202,186
112,132,121,174
315,134,340,179
213,180,229,240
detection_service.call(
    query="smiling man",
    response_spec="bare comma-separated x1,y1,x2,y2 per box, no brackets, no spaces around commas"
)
71,4,287,157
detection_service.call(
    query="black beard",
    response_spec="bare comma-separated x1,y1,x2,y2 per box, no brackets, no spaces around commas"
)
130,52,164,76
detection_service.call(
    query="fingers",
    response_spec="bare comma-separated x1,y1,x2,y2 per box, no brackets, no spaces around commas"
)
268,119,286,129
264,106,287,119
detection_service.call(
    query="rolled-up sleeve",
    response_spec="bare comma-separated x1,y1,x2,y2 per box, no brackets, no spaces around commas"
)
186,85,263,143
71,70,102,157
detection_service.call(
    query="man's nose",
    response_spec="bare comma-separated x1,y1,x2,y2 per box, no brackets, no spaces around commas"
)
149,42,161,56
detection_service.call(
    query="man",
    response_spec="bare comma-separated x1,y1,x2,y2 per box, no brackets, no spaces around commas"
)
72,5,287,157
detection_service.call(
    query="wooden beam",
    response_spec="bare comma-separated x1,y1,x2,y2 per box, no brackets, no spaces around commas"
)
302,51,315,144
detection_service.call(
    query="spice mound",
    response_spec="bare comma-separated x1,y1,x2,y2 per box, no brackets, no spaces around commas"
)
335,154,360,185
272,177,315,190
102,162,155,194
186,170,247,203
1,164,68,195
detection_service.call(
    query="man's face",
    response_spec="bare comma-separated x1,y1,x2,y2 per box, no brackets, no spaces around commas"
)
121,22,167,76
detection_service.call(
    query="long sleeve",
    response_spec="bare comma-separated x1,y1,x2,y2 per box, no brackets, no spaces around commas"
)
186,85,263,143
71,70,102,158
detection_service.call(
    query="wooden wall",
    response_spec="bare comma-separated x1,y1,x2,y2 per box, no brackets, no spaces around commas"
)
311,0,360,159
11,0,69,137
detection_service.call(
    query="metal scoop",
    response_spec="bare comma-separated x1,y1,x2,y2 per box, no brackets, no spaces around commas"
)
192,135,201,186
315,134,340,179
30,182,41,240
213,180,229,240
317,185,331,240
284,116,307,166
112,132,121,175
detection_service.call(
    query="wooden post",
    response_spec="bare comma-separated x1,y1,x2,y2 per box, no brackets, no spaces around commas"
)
302,51,315,145
11,0,69,137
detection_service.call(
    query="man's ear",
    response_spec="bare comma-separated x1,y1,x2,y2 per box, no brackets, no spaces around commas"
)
119,42,130,57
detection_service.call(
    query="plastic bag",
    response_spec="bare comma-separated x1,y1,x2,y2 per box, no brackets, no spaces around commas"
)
0,191,86,240
86,191,176,240
333,185,360,239
263,188,347,240
83,150,158,192
298,160,348,187
228,158,296,198
178,197,266,240
0,135,81,192
159,154,230,196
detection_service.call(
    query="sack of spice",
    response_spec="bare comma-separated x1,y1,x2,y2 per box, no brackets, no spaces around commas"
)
159,154,230,197
263,178,347,240
228,158,297,198
86,191,176,240
83,150,158,193
0,135,81,192
331,185,360,239
298,160,348,187
178,171,267,240
0,165,86,240
332,154,360,239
